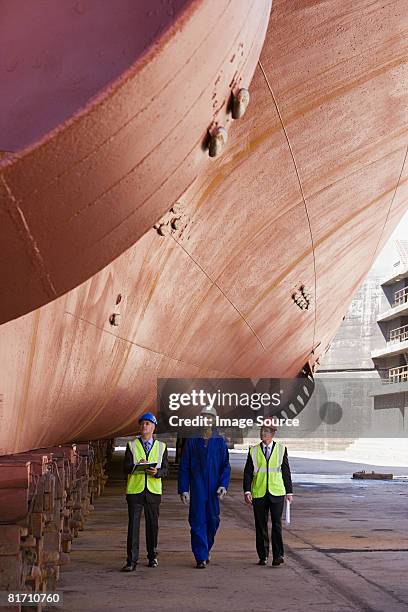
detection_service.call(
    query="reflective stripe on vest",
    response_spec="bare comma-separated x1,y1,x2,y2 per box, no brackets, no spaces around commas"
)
126,439,166,495
250,442,286,497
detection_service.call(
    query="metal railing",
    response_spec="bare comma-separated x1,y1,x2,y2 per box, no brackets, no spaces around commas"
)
389,324,408,343
394,286,408,306
388,365,408,383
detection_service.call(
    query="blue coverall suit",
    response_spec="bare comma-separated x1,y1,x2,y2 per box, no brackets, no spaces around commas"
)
178,435,231,563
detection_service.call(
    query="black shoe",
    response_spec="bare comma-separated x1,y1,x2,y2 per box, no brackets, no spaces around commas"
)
206,556,211,564
196,561,206,569
272,556,284,566
257,558,268,566
148,559,158,568
121,563,137,572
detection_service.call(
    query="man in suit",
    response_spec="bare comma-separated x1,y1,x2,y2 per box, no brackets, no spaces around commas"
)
243,425,293,566
178,417,231,568
121,412,169,571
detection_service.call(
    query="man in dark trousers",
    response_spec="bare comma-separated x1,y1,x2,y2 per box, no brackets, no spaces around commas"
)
121,412,168,571
243,425,293,566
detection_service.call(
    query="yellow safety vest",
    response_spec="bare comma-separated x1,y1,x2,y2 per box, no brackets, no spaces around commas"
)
250,442,286,498
126,438,166,495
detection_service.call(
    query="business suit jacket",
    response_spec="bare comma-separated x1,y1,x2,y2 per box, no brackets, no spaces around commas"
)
243,441,293,496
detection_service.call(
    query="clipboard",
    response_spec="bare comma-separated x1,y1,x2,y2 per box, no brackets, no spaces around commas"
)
131,461,157,474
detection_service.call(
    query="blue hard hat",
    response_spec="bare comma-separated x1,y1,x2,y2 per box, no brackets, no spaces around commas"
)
138,412,157,426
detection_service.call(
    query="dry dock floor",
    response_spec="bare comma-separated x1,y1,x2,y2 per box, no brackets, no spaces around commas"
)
60,452,408,612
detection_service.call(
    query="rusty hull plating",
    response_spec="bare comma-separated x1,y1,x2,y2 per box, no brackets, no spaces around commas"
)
0,0,407,458
0,0,270,324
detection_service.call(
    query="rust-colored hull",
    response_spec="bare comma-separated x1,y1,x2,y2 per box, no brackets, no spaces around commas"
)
1,0,407,455
0,0,269,324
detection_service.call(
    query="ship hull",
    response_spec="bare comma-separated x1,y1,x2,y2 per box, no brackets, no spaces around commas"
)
0,0,407,455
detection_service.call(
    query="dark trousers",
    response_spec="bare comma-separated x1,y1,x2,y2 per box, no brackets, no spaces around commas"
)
126,493,160,564
252,494,284,560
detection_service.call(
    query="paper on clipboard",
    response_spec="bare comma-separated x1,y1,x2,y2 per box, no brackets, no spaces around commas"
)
132,461,157,474
285,500,291,525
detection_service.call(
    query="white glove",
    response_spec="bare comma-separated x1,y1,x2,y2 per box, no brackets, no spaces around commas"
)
217,486,227,500
180,492,190,505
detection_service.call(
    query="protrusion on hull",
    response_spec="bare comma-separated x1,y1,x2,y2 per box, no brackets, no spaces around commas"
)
109,313,121,327
208,126,228,157
231,88,250,119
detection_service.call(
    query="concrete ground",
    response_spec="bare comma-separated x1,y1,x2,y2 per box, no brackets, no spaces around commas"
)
60,451,408,612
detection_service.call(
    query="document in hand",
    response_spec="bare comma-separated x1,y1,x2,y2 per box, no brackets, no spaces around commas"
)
132,462,157,474
285,499,291,525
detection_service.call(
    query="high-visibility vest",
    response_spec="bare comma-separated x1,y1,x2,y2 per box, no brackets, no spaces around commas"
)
126,438,166,495
250,442,286,498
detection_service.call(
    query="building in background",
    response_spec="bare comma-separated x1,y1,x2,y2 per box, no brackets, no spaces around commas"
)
371,240,408,409
316,235,408,464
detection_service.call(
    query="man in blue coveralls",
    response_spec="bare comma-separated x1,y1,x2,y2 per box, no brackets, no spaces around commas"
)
178,415,231,568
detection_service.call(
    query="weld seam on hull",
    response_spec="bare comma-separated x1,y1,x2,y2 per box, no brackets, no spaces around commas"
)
170,234,267,352
258,59,318,351
0,174,57,299
63,311,241,377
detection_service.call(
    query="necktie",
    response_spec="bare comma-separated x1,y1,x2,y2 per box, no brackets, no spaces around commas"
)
144,441,151,455
264,444,269,461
